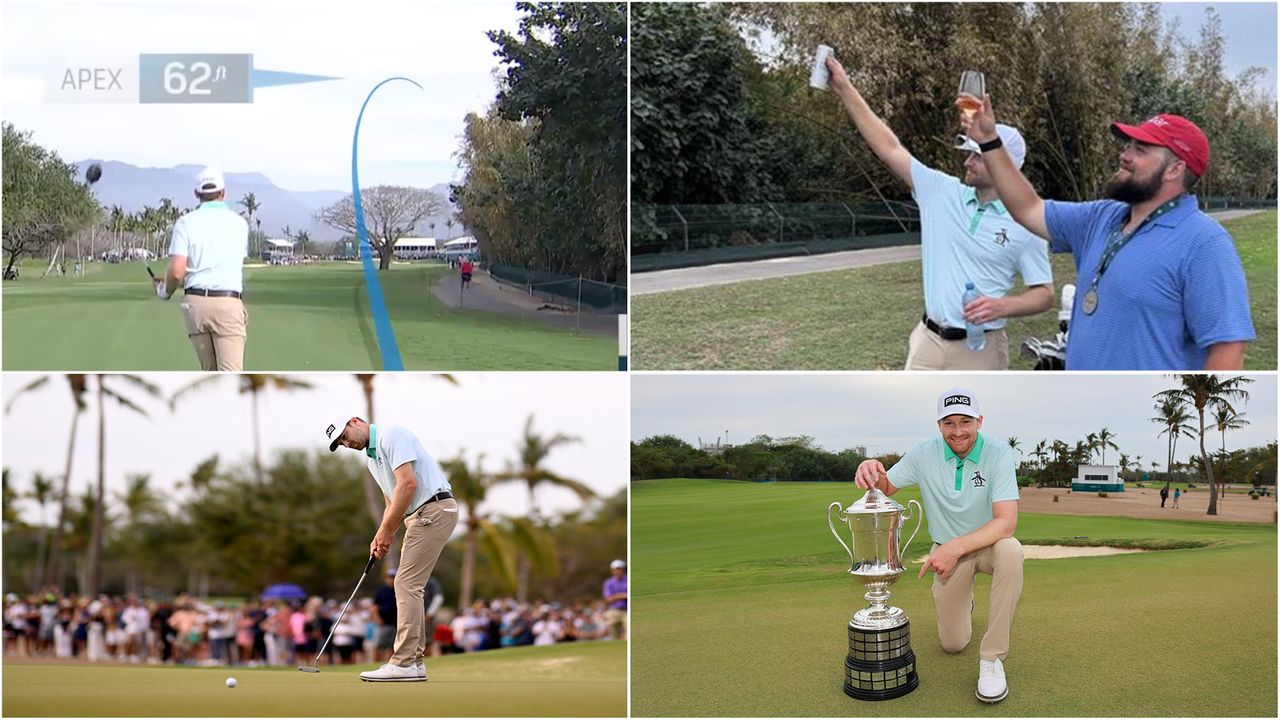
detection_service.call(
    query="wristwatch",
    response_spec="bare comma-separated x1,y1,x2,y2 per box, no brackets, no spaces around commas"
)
978,136,1003,153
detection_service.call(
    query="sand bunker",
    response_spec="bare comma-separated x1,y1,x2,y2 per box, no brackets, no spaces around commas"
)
1021,545,1147,559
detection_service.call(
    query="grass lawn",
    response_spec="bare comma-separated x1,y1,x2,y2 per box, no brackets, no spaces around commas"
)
1,640,626,717
2,261,616,370
630,479,1277,717
631,211,1276,370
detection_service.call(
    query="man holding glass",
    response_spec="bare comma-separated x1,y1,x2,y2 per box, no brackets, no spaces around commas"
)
959,92,1254,370
824,56,1054,370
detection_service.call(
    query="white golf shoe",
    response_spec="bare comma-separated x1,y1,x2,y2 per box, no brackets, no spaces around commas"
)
976,658,1008,703
359,663,424,682
414,662,427,680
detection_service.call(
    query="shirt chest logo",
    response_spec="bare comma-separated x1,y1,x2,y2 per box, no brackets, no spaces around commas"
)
993,229,1010,247
972,471,986,488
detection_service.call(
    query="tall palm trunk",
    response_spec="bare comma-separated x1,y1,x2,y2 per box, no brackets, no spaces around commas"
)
1201,410,1218,516
516,483,537,603
358,376,383,528
88,375,106,596
251,390,263,484
47,410,82,589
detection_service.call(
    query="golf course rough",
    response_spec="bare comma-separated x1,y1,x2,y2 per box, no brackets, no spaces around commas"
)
631,479,1277,717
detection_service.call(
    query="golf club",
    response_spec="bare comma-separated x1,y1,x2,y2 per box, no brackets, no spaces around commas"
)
299,554,377,673
146,265,156,281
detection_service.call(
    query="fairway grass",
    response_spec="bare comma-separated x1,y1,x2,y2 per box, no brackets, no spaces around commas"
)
2,261,616,370
1,640,625,717
631,479,1277,717
632,211,1277,370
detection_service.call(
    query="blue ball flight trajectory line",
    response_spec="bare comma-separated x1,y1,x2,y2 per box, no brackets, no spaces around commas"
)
351,76,421,371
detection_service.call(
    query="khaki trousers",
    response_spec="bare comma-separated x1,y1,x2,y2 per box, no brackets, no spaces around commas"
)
931,537,1023,662
180,294,247,371
905,321,1009,371
390,498,458,668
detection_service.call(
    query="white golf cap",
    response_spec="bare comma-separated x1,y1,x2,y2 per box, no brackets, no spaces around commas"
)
195,166,225,193
323,414,354,452
955,124,1027,169
610,559,625,570
937,387,981,420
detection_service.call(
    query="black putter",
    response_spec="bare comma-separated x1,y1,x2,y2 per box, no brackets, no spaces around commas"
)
299,555,377,673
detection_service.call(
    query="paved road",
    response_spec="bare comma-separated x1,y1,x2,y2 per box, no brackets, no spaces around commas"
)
431,271,617,337
632,208,1267,296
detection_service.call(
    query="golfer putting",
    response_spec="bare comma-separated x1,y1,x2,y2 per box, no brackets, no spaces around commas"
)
152,167,250,371
324,414,458,682
853,388,1023,703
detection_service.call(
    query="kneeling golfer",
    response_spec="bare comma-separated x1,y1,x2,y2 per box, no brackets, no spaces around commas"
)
854,388,1023,703
324,414,458,682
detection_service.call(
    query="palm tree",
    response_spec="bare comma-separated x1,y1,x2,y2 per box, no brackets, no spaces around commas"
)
1092,428,1119,465
1211,403,1250,498
28,473,56,588
497,415,596,601
1006,437,1020,455
238,192,260,256
444,218,455,239
90,374,164,595
172,375,314,485
295,230,311,257
1031,440,1048,487
5,374,90,590
1152,397,1195,495
442,451,517,609
114,473,164,595
1156,375,1254,516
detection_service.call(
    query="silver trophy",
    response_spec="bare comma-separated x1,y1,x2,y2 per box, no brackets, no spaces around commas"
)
828,487,923,700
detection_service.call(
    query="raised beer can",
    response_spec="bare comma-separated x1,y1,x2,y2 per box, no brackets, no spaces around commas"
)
809,44,833,90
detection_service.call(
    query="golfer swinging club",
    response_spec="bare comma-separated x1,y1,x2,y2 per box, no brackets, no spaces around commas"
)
854,388,1023,703
153,167,250,371
324,414,458,682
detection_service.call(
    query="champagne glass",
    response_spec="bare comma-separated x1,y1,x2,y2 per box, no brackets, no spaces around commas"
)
955,71,985,139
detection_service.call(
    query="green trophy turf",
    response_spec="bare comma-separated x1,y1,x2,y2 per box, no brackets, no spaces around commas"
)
631,479,1277,717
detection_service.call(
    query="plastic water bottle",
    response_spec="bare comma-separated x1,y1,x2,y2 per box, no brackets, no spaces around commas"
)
963,282,986,352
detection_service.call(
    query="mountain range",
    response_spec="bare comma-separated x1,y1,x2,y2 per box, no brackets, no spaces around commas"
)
73,160,462,243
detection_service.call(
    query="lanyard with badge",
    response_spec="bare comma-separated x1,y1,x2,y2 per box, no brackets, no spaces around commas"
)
1080,197,1182,315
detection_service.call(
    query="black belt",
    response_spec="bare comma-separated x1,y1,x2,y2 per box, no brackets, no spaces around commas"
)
406,490,453,516
922,313,992,342
186,287,243,299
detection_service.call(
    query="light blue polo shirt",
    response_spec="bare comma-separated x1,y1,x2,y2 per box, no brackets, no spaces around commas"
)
168,201,249,292
887,433,1019,545
365,424,452,516
1044,194,1254,369
911,158,1053,331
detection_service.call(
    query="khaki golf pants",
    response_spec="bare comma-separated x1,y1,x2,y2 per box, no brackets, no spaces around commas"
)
391,498,459,668
905,321,1009,371
932,537,1023,662
180,294,247,371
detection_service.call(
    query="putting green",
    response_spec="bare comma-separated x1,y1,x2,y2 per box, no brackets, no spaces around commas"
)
2,261,616,370
632,479,1277,717
1,640,626,717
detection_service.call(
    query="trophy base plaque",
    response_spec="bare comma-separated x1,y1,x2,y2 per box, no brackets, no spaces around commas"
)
842,620,919,701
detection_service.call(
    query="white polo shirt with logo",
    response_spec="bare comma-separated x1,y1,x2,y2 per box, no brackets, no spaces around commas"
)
887,432,1019,544
910,158,1053,331
168,200,249,292
364,424,451,516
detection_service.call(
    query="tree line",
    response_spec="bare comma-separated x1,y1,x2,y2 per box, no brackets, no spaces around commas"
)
631,3,1277,208
452,2,627,283
1,374,622,606
633,377,1271,517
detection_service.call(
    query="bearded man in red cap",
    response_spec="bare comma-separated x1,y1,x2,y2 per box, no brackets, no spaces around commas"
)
957,93,1254,371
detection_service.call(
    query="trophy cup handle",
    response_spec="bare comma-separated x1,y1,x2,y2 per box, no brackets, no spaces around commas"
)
827,502,853,563
899,499,924,560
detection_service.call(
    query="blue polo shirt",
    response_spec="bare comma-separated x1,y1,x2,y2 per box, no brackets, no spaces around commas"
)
911,158,1053,331
169,201,249,292
1044,194,1254,369
887,433,1019,545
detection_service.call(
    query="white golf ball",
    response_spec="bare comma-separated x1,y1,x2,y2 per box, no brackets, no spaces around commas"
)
226,677,237,688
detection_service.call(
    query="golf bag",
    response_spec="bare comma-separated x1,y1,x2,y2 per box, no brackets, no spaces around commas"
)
1021,284,1074,370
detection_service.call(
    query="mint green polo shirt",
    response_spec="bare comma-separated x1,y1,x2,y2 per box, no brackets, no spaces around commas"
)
910,158,1053,331
364,423,451,516
887,433,1019,544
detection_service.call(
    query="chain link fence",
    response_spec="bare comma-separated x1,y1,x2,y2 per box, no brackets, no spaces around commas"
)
1198,196,1277,211
488,263,627,313
631,201,922,272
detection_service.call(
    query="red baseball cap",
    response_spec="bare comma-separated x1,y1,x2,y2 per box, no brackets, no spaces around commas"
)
1110,114,1209,177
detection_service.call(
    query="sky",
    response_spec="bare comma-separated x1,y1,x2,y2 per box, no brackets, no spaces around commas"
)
2,372,629,529
1,0,524,191
631,374,1277,472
